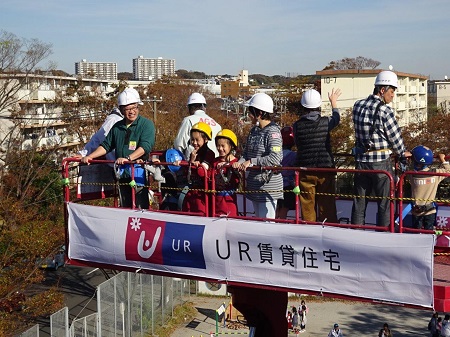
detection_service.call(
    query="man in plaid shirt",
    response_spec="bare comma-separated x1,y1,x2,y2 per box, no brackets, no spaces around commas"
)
351,70,410,228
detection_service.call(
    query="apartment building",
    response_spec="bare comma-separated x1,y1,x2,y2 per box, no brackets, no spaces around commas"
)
75,59,118,80
0,73,115,156
316,69,428,127
428,79,450,113
132,56,175,81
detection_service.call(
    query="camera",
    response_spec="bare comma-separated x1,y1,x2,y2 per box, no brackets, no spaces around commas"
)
351,141,373,156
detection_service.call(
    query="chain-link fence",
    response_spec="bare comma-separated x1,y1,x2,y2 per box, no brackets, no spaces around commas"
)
15,272,192,337
18,324,39,337
70,312,98,337
50,306,69,337
97,272,191,336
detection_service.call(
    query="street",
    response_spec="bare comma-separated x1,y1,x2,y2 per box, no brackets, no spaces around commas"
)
32,265,114,336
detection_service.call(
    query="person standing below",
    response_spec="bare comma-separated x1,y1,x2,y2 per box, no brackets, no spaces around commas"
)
379,323,393,337
328,323,344,337
429,312,439,337
291,306,299,334
81,87,155,209
233,93,283,219
293,88,341,223
440,314,450,337
174,92,222,158
409,146,450,230
351,70,410,228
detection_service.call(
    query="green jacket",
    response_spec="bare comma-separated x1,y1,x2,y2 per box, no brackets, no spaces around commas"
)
101,115,155,160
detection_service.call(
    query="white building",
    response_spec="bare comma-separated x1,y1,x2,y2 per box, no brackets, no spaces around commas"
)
428,79,450,114
0,74,115,157
75,59,118,80
316,69,428,127
132,56,175,81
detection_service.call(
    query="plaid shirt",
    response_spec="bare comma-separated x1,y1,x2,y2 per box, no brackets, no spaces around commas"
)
353,95,406,162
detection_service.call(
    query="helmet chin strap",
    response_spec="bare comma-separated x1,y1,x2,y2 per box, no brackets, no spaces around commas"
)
414,163,427,171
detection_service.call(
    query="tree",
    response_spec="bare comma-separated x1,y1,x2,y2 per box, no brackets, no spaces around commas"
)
323,56,380,70
0,30,53,114
0,31,66,334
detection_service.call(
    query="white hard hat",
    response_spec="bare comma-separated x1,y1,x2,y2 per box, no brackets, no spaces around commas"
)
187,92,206,106
247,93,273,113
375,70,398,88
118,88,143,106
301,89,322,109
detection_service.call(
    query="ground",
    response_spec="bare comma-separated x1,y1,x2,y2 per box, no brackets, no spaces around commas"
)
170,294,433,337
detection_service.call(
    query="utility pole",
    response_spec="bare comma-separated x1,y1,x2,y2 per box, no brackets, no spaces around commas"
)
144,96,163,123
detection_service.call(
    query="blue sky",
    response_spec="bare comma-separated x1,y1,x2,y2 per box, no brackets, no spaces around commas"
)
1,0,449,79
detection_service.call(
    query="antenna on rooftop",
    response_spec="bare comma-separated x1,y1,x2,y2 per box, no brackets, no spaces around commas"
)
445,75,448,80
388,65,393,71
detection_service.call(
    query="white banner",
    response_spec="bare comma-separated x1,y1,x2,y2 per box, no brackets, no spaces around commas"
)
67,203,434,308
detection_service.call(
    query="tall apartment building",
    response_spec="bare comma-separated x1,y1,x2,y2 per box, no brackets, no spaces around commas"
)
316,69,428,127
132,56,175,81
75,59,118,80
428,79,450,113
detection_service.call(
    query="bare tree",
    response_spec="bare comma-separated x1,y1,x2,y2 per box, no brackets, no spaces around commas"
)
323,56,381,70
0,30,53,114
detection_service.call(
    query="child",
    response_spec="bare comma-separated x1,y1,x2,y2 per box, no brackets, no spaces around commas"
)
410,146,450,230
291,306,299,334
299,304,307,332
213,129,240,217
286,310,293,331
175,122,215,216
276,126,297,219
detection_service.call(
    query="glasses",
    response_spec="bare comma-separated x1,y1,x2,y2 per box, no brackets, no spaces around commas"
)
123,104,138,113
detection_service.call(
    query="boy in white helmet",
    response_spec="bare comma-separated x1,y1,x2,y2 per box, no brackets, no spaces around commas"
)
174,92,221,158
81,87,155,209
351,70,411,228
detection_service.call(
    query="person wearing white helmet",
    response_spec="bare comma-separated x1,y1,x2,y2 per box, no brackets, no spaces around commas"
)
174,92,221,159
81,87,156,209
77,107,123,163
351,70,411,228
293,88,342,223
233,93,283,219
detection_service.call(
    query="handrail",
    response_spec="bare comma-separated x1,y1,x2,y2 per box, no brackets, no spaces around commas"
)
62,156,450,235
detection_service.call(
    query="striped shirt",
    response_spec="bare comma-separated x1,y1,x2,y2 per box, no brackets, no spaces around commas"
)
352,95,406,162
240,122,283,202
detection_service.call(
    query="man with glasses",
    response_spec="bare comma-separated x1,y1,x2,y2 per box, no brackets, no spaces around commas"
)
81,87,155,209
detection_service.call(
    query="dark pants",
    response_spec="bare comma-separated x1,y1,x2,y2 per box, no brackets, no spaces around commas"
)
118,178,149,209
412,213,436,230
351,159,393,227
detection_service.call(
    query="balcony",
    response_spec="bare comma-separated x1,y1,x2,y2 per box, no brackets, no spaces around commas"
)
396,101,406,111
408,86,417,94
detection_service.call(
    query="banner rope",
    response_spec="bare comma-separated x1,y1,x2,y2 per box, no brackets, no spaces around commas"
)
67,180,450,204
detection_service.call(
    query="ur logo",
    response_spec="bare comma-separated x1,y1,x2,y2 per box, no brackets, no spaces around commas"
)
125,217,206,269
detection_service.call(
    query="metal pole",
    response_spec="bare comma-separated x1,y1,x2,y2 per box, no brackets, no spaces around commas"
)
153,96,157,124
